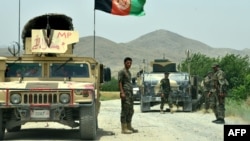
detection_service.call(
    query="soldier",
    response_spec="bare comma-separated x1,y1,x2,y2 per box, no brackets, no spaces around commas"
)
210,63,228,124
118,57,138,134
160,72,173,114
201,71,213,113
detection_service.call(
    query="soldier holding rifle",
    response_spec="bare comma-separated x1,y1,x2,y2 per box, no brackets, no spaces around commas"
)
210,63,228,124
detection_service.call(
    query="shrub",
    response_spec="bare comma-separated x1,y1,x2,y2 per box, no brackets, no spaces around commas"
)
101,77,119,91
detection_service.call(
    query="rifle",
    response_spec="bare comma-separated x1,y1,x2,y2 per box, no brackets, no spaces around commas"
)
214,79,224,104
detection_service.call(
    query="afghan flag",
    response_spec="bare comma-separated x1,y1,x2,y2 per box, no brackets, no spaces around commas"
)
95,0,146,16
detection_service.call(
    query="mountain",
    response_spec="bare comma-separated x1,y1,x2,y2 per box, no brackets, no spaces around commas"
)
1,29,249,76
74,29,249,76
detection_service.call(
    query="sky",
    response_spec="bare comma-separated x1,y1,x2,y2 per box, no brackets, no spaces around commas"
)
0,0,249,50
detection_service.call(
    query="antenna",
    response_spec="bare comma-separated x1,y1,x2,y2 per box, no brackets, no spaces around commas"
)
46,14,51,37
45,14,52,47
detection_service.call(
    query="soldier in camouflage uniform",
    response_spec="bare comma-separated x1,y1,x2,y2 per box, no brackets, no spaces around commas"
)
201,71,213,113
160,72,173,114
210,63,228,124
118,57,138,134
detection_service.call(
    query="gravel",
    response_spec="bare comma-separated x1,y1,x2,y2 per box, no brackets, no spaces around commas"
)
4,99,249,140
97,99,249,141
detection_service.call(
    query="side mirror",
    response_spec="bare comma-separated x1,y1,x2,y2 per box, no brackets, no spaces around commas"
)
103,67,111,82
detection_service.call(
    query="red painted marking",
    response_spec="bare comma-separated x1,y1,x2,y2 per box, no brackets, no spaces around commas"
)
30,104,51,107
57,31,72,38
5,89,9,106
83,84,94,89
70,89,74,105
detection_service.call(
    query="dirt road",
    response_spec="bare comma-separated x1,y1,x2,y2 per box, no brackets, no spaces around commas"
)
4,99,249,141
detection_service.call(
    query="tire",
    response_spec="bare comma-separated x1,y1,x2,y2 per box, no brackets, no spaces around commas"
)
0,109,5,140
140,96,150,112
192,99,198,112
7,125,21,132
79,103,97,140
192,94,203,111
182,97,192,112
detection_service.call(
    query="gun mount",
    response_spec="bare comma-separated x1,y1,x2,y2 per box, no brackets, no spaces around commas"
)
21,13,78,56
0,13,111,140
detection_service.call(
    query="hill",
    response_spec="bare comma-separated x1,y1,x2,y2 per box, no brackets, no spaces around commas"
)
73,29,250,76
1,29,250,77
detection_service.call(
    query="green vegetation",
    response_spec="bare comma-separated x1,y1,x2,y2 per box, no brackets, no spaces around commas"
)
225,97,250,122
100,91,120,101
178,53,250,102
179,53,250,122
100,77,120,101
101,77,119,91
101,53,250,122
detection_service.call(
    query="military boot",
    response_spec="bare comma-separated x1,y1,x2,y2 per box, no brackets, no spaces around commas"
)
170,108,174,114
213,118,225,124
160,109,164,114
204,109,209,114
127,123,138,133
121,123,132,134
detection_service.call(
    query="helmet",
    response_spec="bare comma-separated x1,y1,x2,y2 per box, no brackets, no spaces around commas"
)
164,71,169,75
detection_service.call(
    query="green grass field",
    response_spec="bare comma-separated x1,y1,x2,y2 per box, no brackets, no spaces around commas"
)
100,91,120,101
225,97,250,123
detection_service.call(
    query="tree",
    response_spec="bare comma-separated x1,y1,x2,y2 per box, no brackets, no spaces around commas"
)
178,53,250,100
178,53,217,77
220,54,250,89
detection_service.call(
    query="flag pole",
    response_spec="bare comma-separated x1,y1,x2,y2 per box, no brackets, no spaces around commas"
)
18,0,21,57
18,0,21,46
93,8,96,58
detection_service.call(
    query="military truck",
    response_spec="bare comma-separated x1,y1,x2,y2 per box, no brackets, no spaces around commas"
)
137,59,202,112
132,77,140,101
0,13,111,140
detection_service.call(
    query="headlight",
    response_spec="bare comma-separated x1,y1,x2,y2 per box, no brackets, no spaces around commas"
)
60,93,70,104
10,94,21,104
74,90,91,97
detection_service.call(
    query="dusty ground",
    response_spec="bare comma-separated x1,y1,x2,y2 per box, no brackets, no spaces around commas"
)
4,99,249,141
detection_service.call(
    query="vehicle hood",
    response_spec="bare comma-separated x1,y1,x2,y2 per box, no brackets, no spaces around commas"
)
0,81,94,90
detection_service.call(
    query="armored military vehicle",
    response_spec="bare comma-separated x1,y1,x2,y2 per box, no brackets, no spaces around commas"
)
0,13,111,140
136,59,202,112
132,77,140,101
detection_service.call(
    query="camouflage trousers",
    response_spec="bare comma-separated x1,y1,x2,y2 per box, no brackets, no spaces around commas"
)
120,95,134,124
209,92,225,119
160,93,173,110
203,91,210,110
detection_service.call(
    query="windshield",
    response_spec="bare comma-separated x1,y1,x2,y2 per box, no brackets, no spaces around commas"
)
50,63,89,77
143,73,189,85
143,73,164,85
5,63,42,77
169,73,189,81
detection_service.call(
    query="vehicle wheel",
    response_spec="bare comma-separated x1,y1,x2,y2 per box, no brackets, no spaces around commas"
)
7,125,21,132
0,109,6,140
96,117,98,129
79,103,97,140
192,94,203,111
182,98,192,112
140,96,150,112
192,99,199,112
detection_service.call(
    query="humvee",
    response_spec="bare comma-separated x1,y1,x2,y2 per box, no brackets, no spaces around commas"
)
0,13,111,140
137,59,202,112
